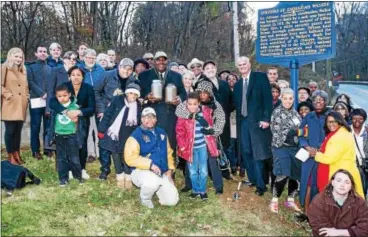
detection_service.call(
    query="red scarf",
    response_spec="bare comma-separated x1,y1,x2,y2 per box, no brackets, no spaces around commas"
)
317,129,339,192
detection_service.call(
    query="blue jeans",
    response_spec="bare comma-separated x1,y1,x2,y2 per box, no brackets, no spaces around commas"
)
30,107,50,153
55,134,81,182
226,138,238,168
99,147,112,173
188,146,208,194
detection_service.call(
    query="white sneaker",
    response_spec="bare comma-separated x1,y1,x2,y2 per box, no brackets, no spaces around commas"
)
141,199,154,209
69,171,74,180
82,169,90,180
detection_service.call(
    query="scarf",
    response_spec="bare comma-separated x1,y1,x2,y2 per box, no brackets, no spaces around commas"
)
107,98,138,141
317,128,339,192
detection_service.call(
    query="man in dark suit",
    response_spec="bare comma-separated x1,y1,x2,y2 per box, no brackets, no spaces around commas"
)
232,56,273,196
138,51,186,155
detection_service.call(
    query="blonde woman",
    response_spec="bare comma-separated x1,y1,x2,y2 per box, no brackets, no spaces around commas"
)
1,48,29,165
47,42,63,68
182,70,195,96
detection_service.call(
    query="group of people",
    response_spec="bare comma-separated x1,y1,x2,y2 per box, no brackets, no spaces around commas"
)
2,42,368,236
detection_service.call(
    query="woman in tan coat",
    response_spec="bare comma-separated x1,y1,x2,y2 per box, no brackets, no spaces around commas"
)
1,47,29,165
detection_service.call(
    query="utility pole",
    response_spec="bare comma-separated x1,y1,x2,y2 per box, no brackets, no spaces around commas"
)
233,1,240,61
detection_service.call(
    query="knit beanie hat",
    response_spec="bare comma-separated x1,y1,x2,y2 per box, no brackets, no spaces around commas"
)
125,82,141,97
196,80,213,97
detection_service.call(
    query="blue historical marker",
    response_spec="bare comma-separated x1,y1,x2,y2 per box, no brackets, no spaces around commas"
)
256,1,336,107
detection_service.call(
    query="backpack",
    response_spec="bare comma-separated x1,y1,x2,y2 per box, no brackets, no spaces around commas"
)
1,161,41,191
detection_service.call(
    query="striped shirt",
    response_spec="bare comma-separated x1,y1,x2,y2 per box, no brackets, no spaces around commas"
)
194,120,206,149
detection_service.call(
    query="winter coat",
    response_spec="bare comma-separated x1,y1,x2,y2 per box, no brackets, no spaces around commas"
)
308,190,368,237
98,95,141,153
26,60,52,99
1,65,29,121
175,98,226,138
298,110,330,207
46,56,63,68
124,126,175,174
232,72,273,161
46,66,69,112
315,127,364,198
48,81,95,118
176,105,219,162
77,62,105,87
138,68,186,151
94,69,136,114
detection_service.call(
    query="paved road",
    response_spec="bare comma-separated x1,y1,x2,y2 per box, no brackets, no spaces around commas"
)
336,84,368,112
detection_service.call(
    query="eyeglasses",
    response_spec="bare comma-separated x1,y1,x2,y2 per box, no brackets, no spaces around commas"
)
327,120,338,125
85,56,96,60
145,58,153,61
64,57,76,61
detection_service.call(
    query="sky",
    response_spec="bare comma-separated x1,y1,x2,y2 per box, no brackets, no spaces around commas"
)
247,1,279,24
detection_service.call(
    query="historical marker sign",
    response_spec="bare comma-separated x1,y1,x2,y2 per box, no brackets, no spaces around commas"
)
256,2,336,67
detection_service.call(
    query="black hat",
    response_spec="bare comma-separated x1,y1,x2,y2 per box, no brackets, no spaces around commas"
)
133,58,149,71
203,60,216,69
218,70,231,77
298,87,311,95
297,101,314,112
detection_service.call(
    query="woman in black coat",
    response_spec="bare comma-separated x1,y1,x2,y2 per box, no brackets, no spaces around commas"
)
49,66,95,179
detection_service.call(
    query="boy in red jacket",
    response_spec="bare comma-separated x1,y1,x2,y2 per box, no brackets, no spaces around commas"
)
176,92,219,200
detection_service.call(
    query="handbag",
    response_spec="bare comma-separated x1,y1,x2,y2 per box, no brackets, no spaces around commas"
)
1,160,41,191
217,137,231,171
353,134,368,174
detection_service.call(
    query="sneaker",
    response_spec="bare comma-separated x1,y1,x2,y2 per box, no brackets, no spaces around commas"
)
69,171,74,180
141,199,154,209
200,193,209,201
269,201,279,213
99,171,109,180
285,200,301,212
79,179,84,185
59,180,68,187
190,193,200,199
82,169,90,180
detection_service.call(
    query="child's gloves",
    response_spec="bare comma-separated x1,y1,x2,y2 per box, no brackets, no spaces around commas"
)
201,128,215,135
196,116,209,128
98,132,105,139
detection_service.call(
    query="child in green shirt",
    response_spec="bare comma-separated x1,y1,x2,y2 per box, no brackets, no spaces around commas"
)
54,84,83,187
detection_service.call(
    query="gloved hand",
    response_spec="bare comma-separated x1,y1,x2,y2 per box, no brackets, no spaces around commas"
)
98,132,105,139
196,116,209,128
201,128,215,135
188,113,195,119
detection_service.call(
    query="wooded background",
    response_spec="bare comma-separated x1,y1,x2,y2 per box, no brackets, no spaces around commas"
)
1,1,368,83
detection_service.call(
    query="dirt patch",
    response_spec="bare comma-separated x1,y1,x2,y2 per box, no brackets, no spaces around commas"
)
218,176,311,235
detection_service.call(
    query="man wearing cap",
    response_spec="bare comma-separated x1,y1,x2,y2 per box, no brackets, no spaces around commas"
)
125,107,179,209
94,57,136,180
187,58,205,86
138,51,186,156
233,56,273,196
143,52,154,68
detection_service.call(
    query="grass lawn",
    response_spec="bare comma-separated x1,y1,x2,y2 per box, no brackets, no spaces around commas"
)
1,150,311,236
